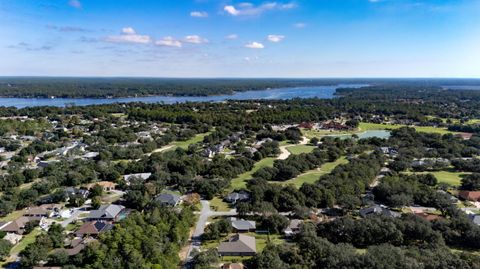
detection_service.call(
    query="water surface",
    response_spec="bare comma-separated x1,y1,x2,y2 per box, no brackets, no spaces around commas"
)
0,84,366,108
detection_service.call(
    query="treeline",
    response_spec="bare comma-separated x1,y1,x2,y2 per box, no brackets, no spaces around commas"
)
20,206,194,268
238,144,384,213
245,220,480,269
0,77,347,98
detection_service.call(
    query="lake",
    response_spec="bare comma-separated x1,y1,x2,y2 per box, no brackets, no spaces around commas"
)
0,84,366,108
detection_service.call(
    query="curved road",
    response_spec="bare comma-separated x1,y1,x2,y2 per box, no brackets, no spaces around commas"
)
278,136,309,160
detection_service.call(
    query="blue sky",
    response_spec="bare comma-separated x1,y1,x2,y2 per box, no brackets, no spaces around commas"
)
0,0,479,77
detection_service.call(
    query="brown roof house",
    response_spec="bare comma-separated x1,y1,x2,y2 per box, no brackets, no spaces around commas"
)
0,216,30,234
458,191,480,202
23,204,63,219
86,181,117,192
218,234,256,256
75,221,114,237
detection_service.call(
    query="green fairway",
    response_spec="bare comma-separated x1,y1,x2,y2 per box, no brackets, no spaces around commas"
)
286,144,316,155
406,170,470,186
301,128,355,139
359,122,455,135
279,156,348,188
172,131,211,149
229,157,276,190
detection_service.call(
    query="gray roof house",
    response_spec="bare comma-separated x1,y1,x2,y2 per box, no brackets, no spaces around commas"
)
155,193,181,207
228,217,256,232
123,173,152,185
218,234,257,256
469,214,480,226
284,219,303,237
65,187,90,199
359,205,401,218
225,191,250,204
87,204,125,222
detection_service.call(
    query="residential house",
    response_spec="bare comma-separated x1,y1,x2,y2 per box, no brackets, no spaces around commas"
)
437,190,458,203
75,221,114,237
123,173,152,185
65,187,90,199
0,216,30,234
87,204,125,222
37,160,60,168
155,193,181,207
455,133,473,140
23,204,62,219
225,191,250,204
228,217,256,232
218,234,257,256
359,205,401,218
458,190,480,202
23,206,49,219
469,214,480,226
86,181,117,192
284,219,303,237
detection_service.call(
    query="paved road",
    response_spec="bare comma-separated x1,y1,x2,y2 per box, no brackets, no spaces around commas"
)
278,136,309,160
183,200,237,267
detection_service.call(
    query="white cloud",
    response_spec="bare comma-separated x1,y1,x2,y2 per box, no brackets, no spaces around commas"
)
224,5,240,16
106,27,152,44
293,22,306,28
245,41,264,49
267,34,285,42
190,11,208,18
122,27,136,35
224,2,296,16
184,35,208,44
68,0,82,9
226,34,239,40
155,37,182,47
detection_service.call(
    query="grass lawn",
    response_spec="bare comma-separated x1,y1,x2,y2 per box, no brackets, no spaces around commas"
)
302,128,355,139
405,170,470,187
286,145,316,155
229,157,276,190
210,197,232,212
359,122,455,135
172,132,211,150
0,209,26,222
279,157,348,188
10,229,41,255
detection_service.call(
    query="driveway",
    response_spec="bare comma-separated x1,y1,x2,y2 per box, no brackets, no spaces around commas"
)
60,207,85,228
184,200,237,266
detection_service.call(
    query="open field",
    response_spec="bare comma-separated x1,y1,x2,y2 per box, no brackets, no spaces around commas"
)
229,157,276,190
301,128,355,139
172,132,211,150
0,209,26,222
405,170,470,186
278,156,348,188
359,122,455,135
286,144,316,155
